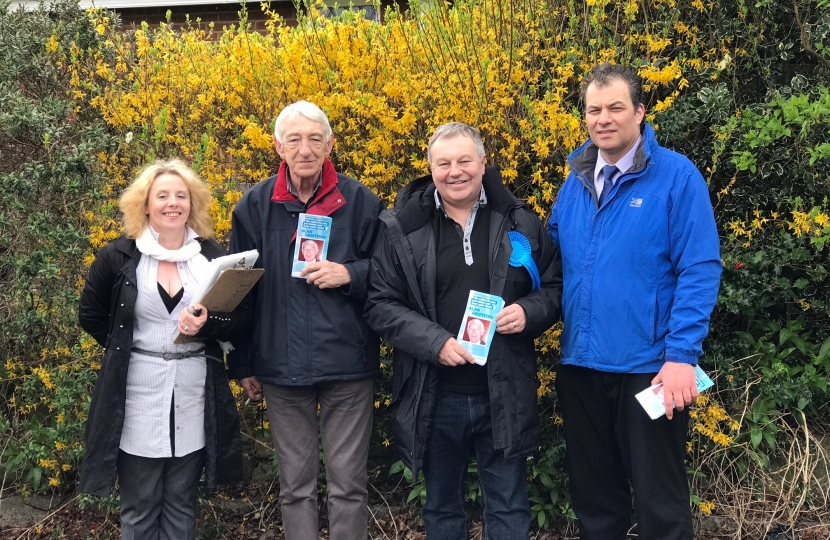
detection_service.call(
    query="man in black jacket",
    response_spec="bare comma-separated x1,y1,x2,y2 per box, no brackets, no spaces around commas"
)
365,122,562,539
229,101,385,540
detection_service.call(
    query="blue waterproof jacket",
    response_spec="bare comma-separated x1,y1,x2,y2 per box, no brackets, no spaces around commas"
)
548,124,721,373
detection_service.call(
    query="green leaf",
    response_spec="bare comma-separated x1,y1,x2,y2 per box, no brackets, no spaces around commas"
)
777,347,796,360
763,431,776,450
779,328,793,347
817,338,830,362
788,334,809,356
751,427,762,449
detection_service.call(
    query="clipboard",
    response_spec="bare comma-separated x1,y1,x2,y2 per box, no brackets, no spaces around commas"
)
173,250,263,344
192,267,264,313
173,268,263,344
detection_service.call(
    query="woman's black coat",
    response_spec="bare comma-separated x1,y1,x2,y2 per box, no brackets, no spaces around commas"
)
78,235,249,497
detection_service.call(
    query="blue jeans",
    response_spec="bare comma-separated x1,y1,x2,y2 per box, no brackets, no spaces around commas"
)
422,391,530,540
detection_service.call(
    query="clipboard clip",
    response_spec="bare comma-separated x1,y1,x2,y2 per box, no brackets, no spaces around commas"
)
234,257,249,269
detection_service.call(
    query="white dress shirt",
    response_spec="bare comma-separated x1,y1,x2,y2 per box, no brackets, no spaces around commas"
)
594,135,642,199
120,255,207,458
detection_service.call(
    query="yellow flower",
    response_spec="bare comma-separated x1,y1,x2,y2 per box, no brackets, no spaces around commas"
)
698,500,715,514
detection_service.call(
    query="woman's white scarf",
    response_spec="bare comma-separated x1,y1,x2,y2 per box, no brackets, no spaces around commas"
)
136,226,233,354
135,225,209,277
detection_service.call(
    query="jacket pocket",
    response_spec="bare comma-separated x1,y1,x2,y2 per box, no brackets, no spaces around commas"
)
391,351,414,405
345,301,368,360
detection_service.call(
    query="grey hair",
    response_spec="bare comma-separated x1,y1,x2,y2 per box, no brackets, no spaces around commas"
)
273,101,333,143
580,63,645,109
427,122,486,163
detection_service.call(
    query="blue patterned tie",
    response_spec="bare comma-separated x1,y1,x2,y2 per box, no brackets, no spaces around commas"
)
598,164,618,206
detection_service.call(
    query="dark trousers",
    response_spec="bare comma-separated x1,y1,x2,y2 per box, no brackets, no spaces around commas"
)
117,449,204,540
422,391,530,540
556,364,692,540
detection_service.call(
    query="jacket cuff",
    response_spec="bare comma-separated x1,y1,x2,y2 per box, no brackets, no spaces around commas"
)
429,332,455,365
226,350,255,380
340,261,366,298
227,364,255,380
664,353,699,365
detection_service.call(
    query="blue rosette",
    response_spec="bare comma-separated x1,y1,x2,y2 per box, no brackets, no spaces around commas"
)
507,231,541,291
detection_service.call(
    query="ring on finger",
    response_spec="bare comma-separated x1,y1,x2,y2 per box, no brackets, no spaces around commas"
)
511,321,516,329
184,325,189,332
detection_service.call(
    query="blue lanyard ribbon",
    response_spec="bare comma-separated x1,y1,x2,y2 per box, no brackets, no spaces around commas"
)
507,231,540,291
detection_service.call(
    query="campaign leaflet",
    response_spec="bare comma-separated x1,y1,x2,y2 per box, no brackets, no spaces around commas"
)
635,365,715,420
291,213,332,278
457,290,505,366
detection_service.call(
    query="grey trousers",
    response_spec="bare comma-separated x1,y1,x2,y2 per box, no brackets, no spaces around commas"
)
262,378,374,540
117,449,203,540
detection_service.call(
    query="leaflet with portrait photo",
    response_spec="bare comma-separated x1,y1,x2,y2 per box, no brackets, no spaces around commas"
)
635,365,715,420
457,290,505,366
291,213,332,278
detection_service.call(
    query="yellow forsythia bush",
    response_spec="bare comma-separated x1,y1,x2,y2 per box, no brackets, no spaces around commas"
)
73,0,723,242
68,0,725,363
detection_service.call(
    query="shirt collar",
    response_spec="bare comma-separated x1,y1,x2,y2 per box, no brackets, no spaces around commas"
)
286,170,323,201
594,135,641,181
433,186,488,215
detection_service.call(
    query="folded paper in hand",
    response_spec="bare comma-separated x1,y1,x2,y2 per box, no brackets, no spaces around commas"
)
174,250,263,344
635,365,714,420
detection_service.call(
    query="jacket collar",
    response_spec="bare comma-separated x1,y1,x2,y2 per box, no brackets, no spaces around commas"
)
114,235,141,259
272,157,347,216
568,123,657,182
272,158,347,240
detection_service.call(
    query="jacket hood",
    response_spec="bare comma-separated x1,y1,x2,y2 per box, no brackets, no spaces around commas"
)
390,166,522,235
568,123,659,181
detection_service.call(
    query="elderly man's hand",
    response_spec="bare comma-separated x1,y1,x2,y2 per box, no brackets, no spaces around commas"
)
651,362,698,420
240,376,263,402
301,261,351,289
437,337,476,366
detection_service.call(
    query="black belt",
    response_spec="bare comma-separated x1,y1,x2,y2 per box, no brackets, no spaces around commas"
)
131,345,206,361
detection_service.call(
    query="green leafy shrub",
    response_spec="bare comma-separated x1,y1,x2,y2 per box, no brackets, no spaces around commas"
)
0,0,117,494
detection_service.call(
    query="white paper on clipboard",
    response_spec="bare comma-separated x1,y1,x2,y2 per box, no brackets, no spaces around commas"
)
190,249,259,306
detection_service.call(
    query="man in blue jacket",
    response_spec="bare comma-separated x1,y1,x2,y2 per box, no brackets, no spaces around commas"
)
548,63,721,540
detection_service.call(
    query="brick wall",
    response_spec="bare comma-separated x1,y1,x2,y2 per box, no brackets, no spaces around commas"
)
115,3,292,34
113,2,397,35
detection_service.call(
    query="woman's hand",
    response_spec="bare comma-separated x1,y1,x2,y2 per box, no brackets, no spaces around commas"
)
178,303,208,335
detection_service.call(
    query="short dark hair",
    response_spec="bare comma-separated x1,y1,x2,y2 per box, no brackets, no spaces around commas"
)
581,63,644,109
